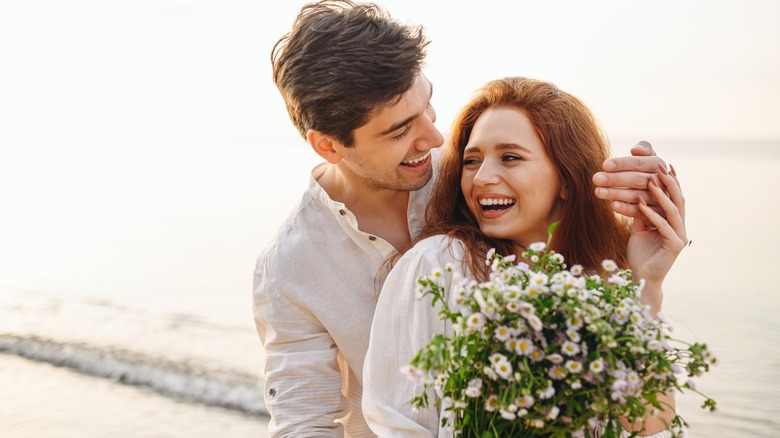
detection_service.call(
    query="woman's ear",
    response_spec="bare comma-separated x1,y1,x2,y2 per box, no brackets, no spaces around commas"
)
307,129,342,164
559,179,569,200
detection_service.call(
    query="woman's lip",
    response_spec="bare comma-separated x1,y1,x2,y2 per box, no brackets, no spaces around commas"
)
478,202,515,220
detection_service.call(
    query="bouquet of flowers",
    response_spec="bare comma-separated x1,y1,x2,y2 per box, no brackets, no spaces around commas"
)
405,233,717,437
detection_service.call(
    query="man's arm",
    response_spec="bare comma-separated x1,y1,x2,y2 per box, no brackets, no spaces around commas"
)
254,273,348,437
593,141,669,218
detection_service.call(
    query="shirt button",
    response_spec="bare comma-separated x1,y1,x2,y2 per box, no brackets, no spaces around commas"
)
339,209,346,216
368,235,377,241
269,388,276,397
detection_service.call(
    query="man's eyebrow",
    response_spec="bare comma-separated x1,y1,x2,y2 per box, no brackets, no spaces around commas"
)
379,115,416,136
379,80,434,137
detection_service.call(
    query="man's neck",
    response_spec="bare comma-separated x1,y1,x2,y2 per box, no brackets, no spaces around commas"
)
317,164,412,250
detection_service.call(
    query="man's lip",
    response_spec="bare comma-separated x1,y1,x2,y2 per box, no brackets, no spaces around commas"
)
398,152,432,175
401,151,431,167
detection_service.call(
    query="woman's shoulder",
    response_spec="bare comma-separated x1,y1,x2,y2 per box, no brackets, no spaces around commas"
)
400,235,467,268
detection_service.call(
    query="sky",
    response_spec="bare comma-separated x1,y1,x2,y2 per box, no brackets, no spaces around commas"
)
0,0,778,147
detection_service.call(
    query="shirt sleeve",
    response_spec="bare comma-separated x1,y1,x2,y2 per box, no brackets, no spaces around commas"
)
362,241,451,437
254,271,348,437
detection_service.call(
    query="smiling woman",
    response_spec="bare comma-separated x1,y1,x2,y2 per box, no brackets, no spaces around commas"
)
430,77,631,279
461,107,565,249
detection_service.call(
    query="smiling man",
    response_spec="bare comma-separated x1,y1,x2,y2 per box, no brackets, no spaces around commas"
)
254,3,440,436
253,1,670,437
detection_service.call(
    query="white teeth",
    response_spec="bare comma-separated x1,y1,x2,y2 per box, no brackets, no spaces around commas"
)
479,198,516,206
402,151,430,165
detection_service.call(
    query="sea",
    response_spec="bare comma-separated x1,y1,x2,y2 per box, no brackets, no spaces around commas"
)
1,138,779,437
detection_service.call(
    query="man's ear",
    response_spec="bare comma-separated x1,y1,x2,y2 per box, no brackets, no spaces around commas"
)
307,129,342,164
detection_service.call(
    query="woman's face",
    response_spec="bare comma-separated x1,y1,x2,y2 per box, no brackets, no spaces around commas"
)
460,106,565,250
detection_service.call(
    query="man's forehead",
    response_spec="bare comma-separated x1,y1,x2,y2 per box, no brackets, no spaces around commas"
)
368,75,432,133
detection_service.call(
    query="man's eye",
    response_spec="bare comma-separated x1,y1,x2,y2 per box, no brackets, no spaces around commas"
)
392,126,411,140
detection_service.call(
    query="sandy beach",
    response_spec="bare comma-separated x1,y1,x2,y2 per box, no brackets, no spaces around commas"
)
0,354,270,438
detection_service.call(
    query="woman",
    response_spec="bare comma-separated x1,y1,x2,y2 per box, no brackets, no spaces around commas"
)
362,77,687,437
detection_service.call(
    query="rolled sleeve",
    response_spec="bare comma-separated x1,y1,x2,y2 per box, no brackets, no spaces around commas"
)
254,276,347,437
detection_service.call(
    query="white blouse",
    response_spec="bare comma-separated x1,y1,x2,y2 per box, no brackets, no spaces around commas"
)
362,235,680,438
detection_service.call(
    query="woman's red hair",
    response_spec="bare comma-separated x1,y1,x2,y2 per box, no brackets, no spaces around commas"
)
421,77,630,278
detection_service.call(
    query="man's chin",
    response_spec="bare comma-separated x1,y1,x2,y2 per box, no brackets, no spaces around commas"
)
404,170,433,192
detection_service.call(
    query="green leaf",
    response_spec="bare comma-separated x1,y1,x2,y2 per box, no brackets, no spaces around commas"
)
546,221,560,247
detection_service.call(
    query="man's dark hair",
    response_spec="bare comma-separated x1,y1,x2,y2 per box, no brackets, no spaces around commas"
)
271,0,429,147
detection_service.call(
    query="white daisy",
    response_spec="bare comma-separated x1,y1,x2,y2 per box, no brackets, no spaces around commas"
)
561,340,581,356
493,359,513,380
515,337,535,356
466,312,486,331
565,360,584,374
601,259,618,272
527,314,543,332
485,395,499,412
494,325,512,341
529,242,546,251
548,353,564,364
515,394,535,408
548,365,566,380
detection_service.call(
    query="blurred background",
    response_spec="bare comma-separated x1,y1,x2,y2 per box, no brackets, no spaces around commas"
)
1,0,778,436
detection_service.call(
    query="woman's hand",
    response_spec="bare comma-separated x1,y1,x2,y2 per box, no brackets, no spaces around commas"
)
626,163,688,314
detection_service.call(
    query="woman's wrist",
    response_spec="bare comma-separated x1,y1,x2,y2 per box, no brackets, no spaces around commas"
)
639,279,664,316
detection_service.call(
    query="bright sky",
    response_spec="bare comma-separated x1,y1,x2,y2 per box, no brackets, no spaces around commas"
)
1,0,778,146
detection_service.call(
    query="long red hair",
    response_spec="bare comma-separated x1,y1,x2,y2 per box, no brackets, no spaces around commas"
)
421,77,629,278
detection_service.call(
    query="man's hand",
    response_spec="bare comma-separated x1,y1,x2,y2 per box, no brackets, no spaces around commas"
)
593,141,668,218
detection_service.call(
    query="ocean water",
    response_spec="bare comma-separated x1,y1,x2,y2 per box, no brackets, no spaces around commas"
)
1,139,779,436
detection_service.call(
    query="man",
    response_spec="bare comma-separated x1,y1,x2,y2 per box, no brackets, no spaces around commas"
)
253,1,667,436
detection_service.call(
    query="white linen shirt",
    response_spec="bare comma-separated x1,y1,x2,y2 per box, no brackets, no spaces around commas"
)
253,161,434,437
362,235,680,438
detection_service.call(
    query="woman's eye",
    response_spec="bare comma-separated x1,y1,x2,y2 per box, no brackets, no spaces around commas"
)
503,154,523,162
463,157,479,166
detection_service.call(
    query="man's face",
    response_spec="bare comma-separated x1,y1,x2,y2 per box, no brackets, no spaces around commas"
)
334,74,444,192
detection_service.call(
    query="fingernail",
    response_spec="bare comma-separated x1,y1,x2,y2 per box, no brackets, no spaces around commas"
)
648,179,658,190
638,195,648,206
657,163,668,175
638,140,652,150
669,163,677,177
595,187,608,198
594,173,607,184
